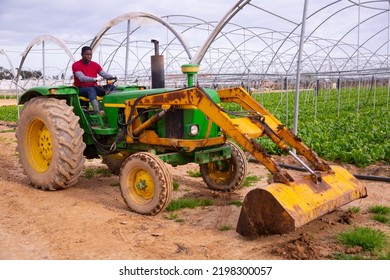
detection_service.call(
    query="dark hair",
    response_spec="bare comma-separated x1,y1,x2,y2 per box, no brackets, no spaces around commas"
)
81,46,92,54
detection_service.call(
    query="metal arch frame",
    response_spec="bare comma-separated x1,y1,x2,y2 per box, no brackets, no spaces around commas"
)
92,27,186,76
347,0,389,11
98,35,142,71
375,41,390,69
93,14,222,79
166,0,390,104
15,35,75,84
261,1,353,75
210,26,291,74
361,37,390,70
164,17,253,72
104,38,151,80
338,21,389,71
0,49,16,78
163,47,194,73
256,0,389,76
6,0,390,92
303,39,357,72
224,28,305,75
191,0,252,65
302,1,357,60
162,14,218,46
202,26,320,76
199,47,242,73
181,23,361,76
306,1,389,73
161,15,218,63
195,24,296,74
210,28,253,72
89,12,192,60
133,14,233,73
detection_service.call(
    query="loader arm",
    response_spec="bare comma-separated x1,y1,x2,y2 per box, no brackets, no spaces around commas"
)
130,86,295,184
217,87,330,172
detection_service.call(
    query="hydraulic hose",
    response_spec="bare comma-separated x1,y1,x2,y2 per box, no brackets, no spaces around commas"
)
278,163,390,183
247,157,390,183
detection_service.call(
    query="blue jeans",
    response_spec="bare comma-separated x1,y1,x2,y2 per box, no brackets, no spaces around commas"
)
78,85,115,101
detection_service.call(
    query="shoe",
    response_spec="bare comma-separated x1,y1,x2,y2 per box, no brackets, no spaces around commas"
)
97,110,106,117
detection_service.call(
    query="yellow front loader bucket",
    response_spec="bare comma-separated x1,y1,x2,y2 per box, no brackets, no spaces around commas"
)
236,166,367,237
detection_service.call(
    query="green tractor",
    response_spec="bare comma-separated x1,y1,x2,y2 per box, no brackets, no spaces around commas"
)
17,64,366,236
16,65,247,216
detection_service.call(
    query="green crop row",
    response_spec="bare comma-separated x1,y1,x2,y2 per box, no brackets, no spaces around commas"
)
224,87,389,167
0,105,18,122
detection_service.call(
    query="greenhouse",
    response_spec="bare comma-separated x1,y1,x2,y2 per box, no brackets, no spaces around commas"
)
1,0,389,165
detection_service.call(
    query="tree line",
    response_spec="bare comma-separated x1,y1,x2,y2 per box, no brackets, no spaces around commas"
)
0,67,43,80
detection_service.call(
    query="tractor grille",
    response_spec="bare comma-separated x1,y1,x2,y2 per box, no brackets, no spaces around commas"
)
165,109,184,138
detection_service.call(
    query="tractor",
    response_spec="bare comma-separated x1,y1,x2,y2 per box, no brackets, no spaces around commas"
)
16,57,367,237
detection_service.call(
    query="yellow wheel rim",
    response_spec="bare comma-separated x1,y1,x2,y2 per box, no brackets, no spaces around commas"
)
128,168,155,201
207,160,232,183
26,119,52,173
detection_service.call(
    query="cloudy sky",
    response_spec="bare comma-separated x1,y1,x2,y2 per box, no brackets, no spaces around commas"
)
0,0,300,69
0,0,244,49
1,0,388,73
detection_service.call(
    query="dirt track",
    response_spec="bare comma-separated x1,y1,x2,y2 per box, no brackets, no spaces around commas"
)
0,117,389,260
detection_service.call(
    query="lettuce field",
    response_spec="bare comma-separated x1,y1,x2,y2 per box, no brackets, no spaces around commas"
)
239,86,390,167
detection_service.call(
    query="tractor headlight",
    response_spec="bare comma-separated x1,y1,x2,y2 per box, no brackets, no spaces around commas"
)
189,124,199,136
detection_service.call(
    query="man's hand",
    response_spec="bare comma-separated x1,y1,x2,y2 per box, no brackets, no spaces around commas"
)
94,77,103,82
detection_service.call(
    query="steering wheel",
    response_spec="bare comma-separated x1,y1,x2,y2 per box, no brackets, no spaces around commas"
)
106,76,118,85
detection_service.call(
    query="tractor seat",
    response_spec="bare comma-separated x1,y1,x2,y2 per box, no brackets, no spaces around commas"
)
79,96,103,102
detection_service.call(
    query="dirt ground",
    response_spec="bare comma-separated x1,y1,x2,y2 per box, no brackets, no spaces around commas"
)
0,107,389,260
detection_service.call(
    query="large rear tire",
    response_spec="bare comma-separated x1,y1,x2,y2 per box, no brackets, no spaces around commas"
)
16,97,86,190
119,152,172,215
200,140,247,192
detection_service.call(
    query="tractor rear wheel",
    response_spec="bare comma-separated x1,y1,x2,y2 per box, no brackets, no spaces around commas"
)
200,140,247,192
119,152,172,215
16,97,86,190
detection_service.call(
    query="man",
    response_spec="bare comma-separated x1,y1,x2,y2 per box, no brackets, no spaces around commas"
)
72,46,116,114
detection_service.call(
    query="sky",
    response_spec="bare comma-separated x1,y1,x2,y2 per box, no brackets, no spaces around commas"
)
0,0,243,70
1,0,389,75
0,0,242,51
0,0,299,72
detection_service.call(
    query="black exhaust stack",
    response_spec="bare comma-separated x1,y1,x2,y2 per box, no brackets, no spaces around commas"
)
151,39,165,88
150,40,182,138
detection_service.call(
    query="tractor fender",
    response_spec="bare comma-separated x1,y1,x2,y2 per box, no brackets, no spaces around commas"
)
18,85,79,105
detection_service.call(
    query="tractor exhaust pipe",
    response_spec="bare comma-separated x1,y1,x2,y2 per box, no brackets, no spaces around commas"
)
151,39,165,89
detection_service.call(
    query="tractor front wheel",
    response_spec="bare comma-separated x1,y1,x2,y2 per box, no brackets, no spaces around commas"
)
200,141,247,192
16,97,86,190
119,152,172,215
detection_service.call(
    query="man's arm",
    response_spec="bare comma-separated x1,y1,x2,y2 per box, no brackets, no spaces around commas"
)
98,70,115,79
74,71,97,82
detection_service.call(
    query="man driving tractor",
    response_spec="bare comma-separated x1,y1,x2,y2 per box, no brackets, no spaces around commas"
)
72,46,116,114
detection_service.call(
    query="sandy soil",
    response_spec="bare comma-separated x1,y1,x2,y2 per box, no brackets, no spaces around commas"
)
0,103,389,260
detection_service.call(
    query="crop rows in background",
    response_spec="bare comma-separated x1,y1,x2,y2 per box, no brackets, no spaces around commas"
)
244,86,390,167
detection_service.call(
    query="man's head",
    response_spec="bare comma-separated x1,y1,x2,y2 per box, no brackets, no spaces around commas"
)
81,46,93,64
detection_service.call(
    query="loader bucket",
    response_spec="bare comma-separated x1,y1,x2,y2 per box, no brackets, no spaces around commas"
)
236,166,367,237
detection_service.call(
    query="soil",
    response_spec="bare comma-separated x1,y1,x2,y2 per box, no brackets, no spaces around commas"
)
0,101,389,260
